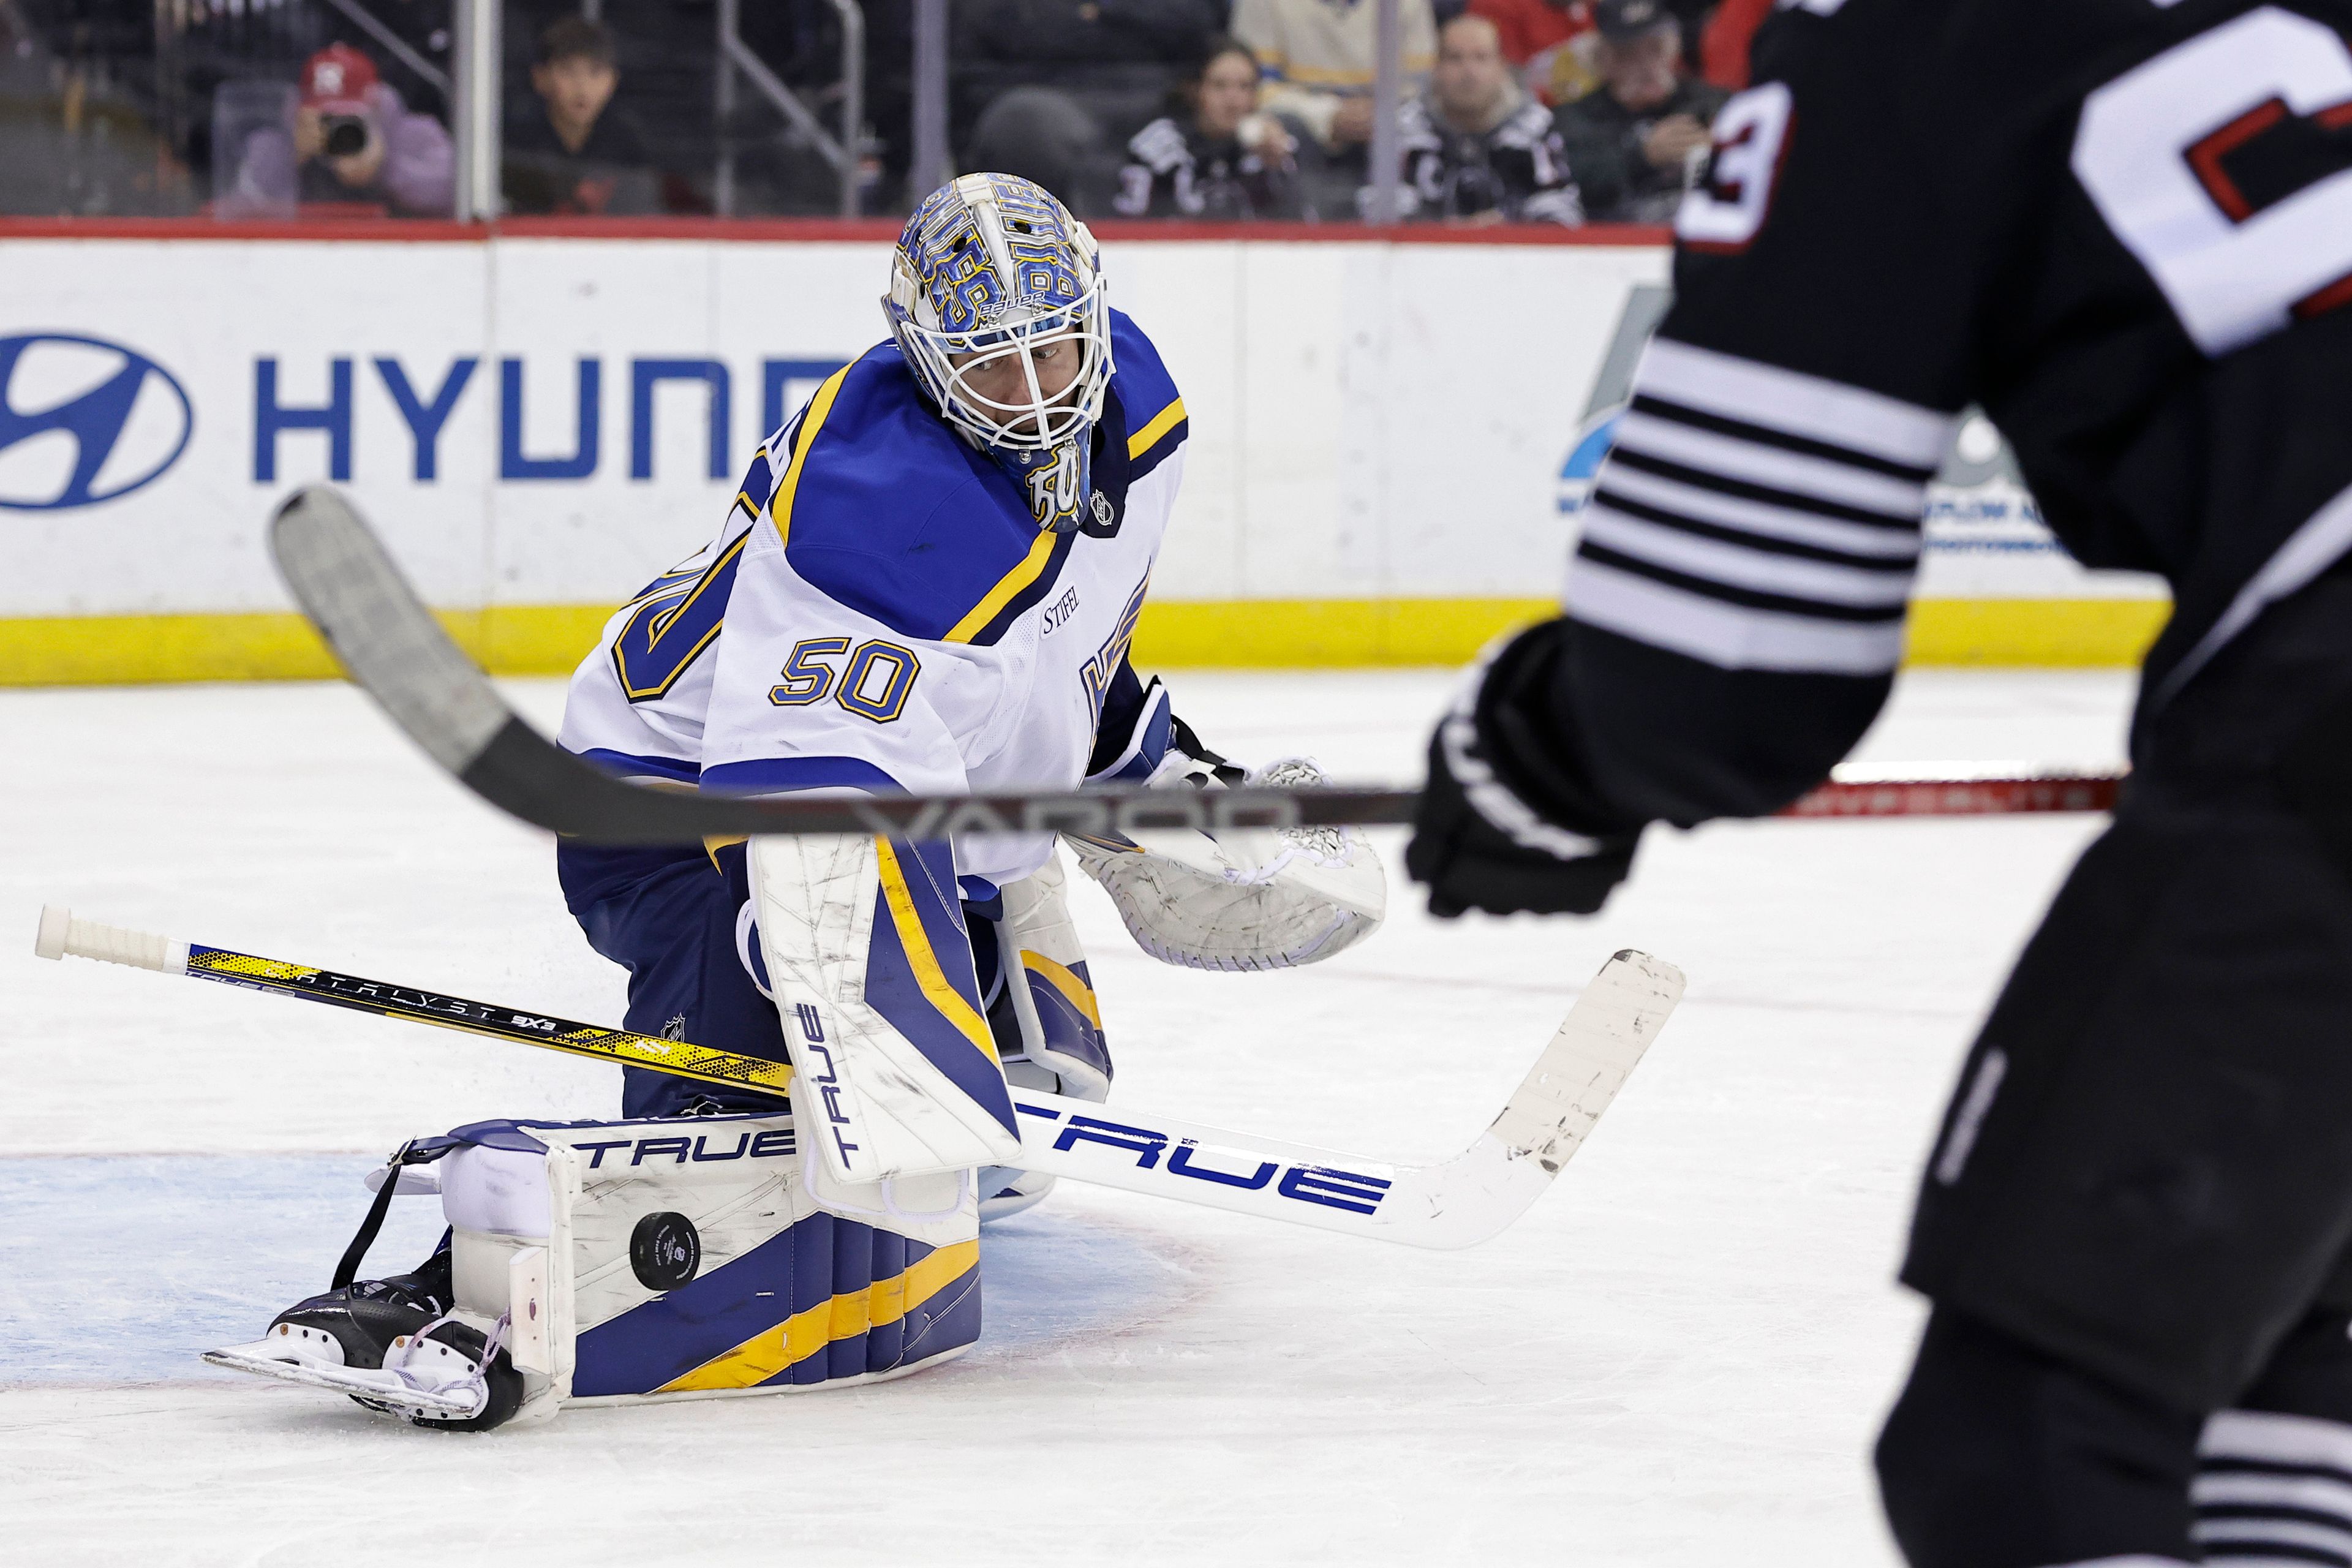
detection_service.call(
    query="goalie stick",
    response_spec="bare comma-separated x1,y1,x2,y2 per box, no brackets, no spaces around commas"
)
35,905,1683,1251
267,486,2116,844
268,486,2122,835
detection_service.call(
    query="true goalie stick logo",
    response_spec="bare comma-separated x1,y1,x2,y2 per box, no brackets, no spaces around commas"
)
794,1004,864,1167
1016,1103,1394,1215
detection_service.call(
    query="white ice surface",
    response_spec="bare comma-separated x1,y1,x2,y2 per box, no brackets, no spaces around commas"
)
0,668,2136,1566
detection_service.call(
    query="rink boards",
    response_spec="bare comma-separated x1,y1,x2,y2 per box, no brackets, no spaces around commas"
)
0,224,2166,682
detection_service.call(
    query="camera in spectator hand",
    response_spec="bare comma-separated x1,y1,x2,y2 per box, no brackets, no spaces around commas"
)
320,114,369,160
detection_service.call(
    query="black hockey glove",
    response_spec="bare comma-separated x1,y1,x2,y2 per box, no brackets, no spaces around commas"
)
1405,620,1643,919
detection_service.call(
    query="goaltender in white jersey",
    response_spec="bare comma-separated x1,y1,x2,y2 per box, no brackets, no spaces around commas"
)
197,176,1379,1431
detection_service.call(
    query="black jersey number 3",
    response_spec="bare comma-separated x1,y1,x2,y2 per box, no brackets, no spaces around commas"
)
2073,6,2352,357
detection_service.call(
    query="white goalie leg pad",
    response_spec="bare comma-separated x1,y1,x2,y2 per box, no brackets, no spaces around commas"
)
203,1110,986,1426
1067,757,1387,972
543,1114,979,1406
750,832,1022,1197
382,1114,982,1420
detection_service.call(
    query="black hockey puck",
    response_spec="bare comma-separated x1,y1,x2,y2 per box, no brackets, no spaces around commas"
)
630,1212,701,1291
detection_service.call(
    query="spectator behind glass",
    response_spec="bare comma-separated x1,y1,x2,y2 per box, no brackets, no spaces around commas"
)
0,0,181,216
1466,0,1596,108
955,0,1226,214
1232,0,1436,214
1378,14,1578,226
1114,38,1307,220
1551,0,1724,223
228,43,453,217
502,19,658,216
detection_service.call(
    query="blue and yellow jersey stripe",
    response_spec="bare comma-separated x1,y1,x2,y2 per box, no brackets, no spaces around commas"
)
943,526,1076,647
1125,395,1188,480
767,359,859,548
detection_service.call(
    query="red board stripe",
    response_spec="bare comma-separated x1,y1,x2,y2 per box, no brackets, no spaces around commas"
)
0,215,1673,247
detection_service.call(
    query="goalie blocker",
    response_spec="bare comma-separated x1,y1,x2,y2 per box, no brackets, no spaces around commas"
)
208,1109,981,1429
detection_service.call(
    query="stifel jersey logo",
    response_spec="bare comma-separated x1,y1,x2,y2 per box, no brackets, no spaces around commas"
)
0,333,194,510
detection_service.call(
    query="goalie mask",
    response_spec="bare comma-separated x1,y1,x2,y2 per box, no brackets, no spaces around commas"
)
883,173,1114,532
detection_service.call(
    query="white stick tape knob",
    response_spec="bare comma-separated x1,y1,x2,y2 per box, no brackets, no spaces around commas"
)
34,905,69,961
35,905,189,974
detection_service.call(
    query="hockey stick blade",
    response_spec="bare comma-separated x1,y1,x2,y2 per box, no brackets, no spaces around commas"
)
39,905,1679,1249
1011,948,1683,1249
267,486,1417,843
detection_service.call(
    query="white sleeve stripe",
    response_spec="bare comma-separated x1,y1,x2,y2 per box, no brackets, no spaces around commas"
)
2203,1410,2352,1470
1580,507,1916,607
1636,337,1960,470
1566,557,1909,675
1596,462,1923,560
1615,410,1933,519
1577,537,1902,623
1634,393,1936,482
2194,1473,2352,1517
2192,1518,2352,1558
1608,445,1920,530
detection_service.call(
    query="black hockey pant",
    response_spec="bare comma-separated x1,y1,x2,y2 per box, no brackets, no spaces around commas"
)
1877,564,2352,1567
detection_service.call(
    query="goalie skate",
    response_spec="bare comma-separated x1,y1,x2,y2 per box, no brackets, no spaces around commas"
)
203,1260,525,1428
205,1312,520,1425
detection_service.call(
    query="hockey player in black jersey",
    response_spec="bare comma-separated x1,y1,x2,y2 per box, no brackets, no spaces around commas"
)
1406,1,2352,1563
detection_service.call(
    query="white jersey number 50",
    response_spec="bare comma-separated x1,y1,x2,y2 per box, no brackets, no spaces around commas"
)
2073,6,2352,357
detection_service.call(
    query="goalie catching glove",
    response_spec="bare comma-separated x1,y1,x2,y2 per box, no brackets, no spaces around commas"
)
1068,676,1386,971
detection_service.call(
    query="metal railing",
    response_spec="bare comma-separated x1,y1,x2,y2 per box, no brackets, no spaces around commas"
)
714,0,864,219
910,0,950,198
1365,0,1404,225
319,0,450,100
451,0,497,221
